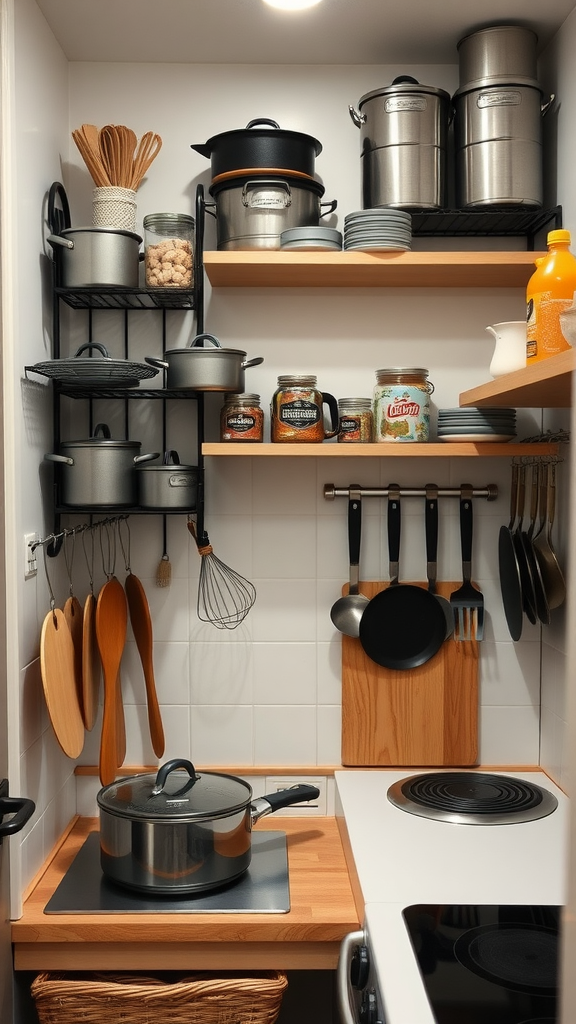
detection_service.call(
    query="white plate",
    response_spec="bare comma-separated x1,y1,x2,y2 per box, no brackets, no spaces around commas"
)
344,243,411,252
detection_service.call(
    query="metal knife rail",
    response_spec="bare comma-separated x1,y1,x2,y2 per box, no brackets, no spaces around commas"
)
324,484,498,501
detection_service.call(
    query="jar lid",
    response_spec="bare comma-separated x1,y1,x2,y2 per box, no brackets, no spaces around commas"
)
375,367,429,376
143,213,195,229
338,397,372,409
277,374,317,385
224,393,260,403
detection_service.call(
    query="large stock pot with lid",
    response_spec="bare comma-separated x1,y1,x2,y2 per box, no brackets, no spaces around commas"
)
97,758,320,894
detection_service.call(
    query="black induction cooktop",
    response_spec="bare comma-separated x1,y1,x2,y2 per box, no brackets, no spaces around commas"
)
403,904,560,1024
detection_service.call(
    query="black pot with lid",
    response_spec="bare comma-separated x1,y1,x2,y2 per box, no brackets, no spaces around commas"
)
191,118,323,179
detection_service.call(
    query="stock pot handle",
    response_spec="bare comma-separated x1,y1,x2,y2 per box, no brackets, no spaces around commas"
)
152,758,198,795
93,423,112,439
320,199,338,218
245,118,281,130
188,333,221,349
241,357,264,370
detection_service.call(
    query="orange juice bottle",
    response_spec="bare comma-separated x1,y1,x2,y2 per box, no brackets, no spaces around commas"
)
526,229,576,362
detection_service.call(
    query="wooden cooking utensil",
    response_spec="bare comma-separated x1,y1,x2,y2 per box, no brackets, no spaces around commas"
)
96,576,128,786
99,124,121,187
130,131,162,189
72,128,111,187
63,595,84,719
40,607,85,759
125,572,165,758
81,592,101,731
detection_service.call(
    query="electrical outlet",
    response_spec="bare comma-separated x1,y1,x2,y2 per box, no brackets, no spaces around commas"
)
265,776,327,815
24,533,40,580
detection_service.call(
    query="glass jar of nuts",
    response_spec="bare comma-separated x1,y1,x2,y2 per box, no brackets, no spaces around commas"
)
143,213,194,289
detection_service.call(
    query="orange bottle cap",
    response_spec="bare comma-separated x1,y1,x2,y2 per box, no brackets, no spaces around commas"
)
547,229,571,244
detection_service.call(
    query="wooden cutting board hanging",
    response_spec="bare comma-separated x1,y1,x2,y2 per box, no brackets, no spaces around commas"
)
341,581,478,766
40,608,85,759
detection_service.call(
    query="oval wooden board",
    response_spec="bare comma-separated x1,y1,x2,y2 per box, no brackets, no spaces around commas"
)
40,608,85,759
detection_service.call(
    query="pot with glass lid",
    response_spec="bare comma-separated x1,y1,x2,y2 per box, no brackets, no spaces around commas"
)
97,758,319,894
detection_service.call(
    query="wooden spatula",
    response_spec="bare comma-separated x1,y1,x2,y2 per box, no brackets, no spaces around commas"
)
64,595,84,721
81,592,101,731
125,572,165,758
40,608,84,759
96,577,127,786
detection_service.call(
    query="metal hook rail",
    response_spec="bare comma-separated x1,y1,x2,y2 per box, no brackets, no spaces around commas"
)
324,483,498,501
30,514,130,555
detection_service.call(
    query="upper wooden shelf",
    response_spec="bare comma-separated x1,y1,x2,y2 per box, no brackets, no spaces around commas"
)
203,442,560,457
203,250,545,289
460,349,576,408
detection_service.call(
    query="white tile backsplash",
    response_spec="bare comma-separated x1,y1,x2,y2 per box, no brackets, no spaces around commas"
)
253,643,317,704
254,706,317,765
480,704,541,764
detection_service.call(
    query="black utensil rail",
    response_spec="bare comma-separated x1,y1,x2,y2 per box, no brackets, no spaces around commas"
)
44,184,207,556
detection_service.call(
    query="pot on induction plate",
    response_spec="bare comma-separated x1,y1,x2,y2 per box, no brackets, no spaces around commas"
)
145,333,264,392
137,450,198,510
191,118,323,178
97,758,320,894
44,423,159,507
206,175,337,251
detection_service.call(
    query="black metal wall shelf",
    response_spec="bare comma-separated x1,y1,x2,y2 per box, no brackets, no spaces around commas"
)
56,386,199,401
54,286,195,311
411,205,562,247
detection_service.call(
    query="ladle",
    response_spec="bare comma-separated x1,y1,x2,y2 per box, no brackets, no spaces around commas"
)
330,487,369,637
532,461,566,611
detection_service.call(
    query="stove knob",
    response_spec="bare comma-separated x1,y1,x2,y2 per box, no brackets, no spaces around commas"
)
350,943,370,989
359,988,378,1024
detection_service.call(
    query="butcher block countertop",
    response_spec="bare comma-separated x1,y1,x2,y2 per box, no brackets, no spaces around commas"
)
12,816,359,972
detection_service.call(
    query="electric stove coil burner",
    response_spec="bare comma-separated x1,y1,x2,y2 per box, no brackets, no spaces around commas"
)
454,923,558,995
387,772,559,824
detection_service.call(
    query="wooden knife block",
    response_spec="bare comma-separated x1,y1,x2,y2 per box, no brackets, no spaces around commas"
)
341,581,479,766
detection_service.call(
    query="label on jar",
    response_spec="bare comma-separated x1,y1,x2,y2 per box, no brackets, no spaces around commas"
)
374,384,430,442
279,400,321,429
226,413,257,433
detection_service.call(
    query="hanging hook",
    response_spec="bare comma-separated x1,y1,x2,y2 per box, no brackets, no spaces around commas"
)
42,541,58,626
117,517,131,575
62,530,76,597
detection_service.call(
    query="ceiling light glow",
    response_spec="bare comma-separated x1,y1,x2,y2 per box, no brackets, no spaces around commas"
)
262,0,324,10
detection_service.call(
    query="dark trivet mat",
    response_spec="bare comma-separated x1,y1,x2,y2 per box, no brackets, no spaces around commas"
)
45,831,289,914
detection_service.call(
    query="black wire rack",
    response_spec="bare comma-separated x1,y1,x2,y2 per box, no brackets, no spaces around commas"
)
410,206,562,247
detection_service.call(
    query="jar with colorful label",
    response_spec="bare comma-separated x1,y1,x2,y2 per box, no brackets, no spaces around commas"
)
373,367,434,442
271,375,339,443
220,393,263,442
337,398,374,442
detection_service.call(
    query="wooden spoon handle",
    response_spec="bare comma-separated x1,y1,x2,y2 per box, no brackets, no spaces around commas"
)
96,577,127,786
125,573,165,757
116,671,126,766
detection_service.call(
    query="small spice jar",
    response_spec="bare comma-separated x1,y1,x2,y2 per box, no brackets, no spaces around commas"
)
220,393,264,443
143,213,194,288
373,367,434,442
271,375,339,443
337,398,374,443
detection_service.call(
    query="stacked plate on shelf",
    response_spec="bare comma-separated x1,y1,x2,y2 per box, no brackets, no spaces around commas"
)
279,226,342,252
437,407,517,442
343,209,412,252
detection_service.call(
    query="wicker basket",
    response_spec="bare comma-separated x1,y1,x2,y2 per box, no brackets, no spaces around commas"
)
30,970,288,1024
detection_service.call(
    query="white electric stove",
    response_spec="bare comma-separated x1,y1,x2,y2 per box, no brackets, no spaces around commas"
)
335,769,568,1024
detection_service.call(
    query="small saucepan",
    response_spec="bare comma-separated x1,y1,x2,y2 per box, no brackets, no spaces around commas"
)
137,450,198,511
359,486,446,670
145,333,264,392
97,758,319,894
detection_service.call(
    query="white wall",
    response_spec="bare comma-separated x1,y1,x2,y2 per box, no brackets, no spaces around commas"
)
10,14,574,897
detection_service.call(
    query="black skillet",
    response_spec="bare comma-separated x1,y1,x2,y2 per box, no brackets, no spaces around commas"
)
359,485,446,670
520,461,549,625
498,460,525,641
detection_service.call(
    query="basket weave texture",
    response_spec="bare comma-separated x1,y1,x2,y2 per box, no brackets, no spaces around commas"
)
30,970,288,1024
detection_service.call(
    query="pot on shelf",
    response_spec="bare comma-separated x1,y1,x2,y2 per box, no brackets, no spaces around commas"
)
207,175,337,251
137,450,198,510
145,333,264,392
47,226,142,288
44,423,159,507
97,758,320,894
191,118,322,178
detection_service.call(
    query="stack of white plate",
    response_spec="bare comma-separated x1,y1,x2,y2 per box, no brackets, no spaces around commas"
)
437,407,517,442
343,209,412,252
279,226,342,252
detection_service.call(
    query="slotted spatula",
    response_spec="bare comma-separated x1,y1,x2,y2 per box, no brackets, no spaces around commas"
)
450,485,485,641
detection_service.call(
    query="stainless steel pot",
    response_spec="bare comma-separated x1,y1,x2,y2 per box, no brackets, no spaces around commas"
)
457,25,538,89
207,176,337,251
137,451,198,510
453,79,554,207
191,118,322,178
349,77,450,209
44,423,159,507
97,758,320,894
145,333,264,392
47,226,142,287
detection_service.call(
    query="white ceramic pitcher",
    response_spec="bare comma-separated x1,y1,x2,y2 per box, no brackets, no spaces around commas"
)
485,321,527,378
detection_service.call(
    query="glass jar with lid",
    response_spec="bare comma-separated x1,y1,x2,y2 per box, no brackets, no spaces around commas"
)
143,213,194,288
271,375,339,443
373,367,434,442
220,394,263,442
337,398,374,442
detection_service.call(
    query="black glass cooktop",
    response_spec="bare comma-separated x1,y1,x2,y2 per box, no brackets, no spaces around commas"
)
403,904,560,1024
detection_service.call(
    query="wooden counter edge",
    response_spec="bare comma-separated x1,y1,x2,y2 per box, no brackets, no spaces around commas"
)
13,816,359,972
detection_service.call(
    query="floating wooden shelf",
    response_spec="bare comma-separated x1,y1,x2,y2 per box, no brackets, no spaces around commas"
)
203,250,545,289
460,349,576,408
202,442,560,457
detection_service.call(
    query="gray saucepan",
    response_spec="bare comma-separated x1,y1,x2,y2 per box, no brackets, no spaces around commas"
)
97,758,319,894
145,332,264,392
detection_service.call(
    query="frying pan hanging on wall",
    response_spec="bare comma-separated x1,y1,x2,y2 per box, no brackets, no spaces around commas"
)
358,485,447,670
